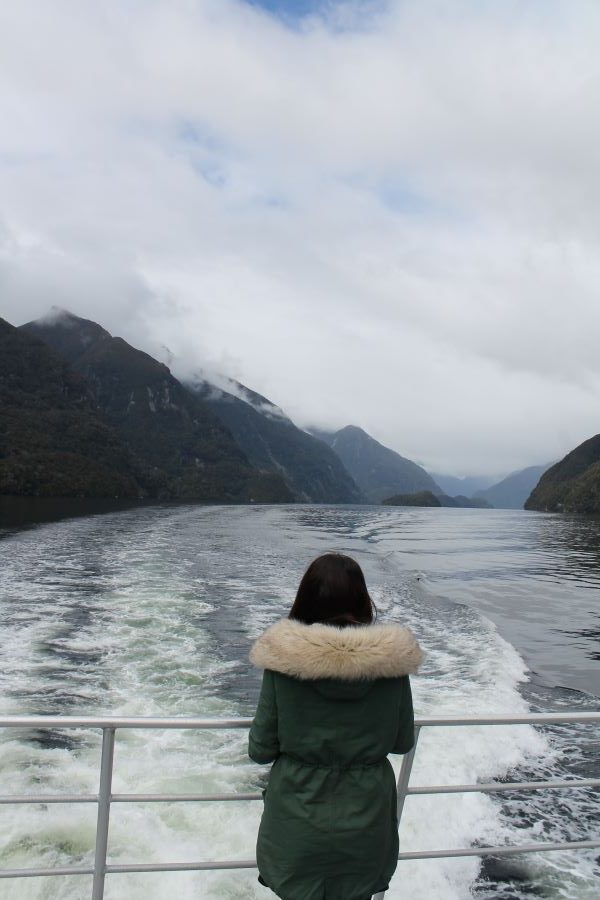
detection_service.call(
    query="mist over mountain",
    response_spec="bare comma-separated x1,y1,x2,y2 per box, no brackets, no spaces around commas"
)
430,473,497,497
476,464,553,510
525,435,600,513
199,376,292,425
17,308,360,503
186,376,363,504
20,311,292,503
439,494,493,509
313,425,442,503
5,307,583,509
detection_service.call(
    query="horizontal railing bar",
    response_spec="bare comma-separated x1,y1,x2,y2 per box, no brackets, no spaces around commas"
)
4,779,596,808
0,865,94,879
4,838,600,880
106,859,257,873
0,716,254,730
111,792,262,802
106,839,600,869
408,778,600,795
0,712,598,730
415,713,600,727
0,792,263,805
0,794,97,804
397,838,600,861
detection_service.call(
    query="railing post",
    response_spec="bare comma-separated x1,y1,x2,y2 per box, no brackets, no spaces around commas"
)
395,725,420,825
373,725,421,900
92,727,116,900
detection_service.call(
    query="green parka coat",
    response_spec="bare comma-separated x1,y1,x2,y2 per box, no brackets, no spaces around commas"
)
248,619,422,900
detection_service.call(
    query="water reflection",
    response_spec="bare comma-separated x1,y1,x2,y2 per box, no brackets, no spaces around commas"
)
559,619,600,661
309,506,600,696
537,514,600,585
0,495,142,536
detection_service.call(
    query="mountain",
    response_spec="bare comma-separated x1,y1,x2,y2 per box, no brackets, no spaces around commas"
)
382,489,492,509
430,473,496,497
0,318,148,498
187,376,363,503
20,311,292,503
525,435,600,513
313,425,442,503
382,490,441,507
439,494,493,509
476,463,553,510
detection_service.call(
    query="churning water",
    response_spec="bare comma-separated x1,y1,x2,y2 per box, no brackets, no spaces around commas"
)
0,503,598,899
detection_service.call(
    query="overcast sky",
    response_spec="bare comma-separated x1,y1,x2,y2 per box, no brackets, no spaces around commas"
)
2,0,600,477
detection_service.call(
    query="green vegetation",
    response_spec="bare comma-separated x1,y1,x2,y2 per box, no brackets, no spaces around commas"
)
382,491,492,509
382,491,442,507
525,435,600,513
3,313,292,502
439,494,493,509
0,318,146,498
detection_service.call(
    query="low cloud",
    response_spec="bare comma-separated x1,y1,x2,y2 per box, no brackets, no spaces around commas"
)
1,0,600,475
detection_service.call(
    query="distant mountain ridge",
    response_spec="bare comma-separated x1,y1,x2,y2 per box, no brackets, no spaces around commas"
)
187,376,363,504
17,308,361,503
6,307,569,509
476,463,553,509
19,311,292,502
439,494,493,509
312,425,442,503
525,435,600,513
381,489,491,509
430,473,496,497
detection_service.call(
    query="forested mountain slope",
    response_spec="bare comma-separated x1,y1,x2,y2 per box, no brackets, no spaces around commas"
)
0,318,147,498
189,377,363,503
525,435,600,513
19,311,292,502
476,464,552,509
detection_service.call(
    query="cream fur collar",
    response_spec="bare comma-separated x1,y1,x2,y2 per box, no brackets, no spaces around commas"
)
250,619,422,681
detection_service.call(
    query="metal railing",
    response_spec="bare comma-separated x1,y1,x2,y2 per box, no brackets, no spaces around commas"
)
0,713,598,899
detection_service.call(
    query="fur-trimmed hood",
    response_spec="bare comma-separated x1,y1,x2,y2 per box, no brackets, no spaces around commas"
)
250,619,423,682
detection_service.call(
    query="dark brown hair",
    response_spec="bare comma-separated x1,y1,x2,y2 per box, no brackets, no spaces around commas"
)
288,553,376,627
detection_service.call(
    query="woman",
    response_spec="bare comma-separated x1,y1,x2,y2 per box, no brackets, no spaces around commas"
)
249,552,422,900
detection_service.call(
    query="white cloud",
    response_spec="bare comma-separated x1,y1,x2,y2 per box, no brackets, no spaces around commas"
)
1,0,600,475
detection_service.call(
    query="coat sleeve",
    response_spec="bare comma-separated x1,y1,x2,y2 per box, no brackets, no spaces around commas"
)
391,675,416,755
248,670,280,764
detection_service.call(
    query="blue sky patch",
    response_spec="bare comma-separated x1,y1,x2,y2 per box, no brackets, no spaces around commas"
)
245,0,328,18
343,172,434,217
243,0,383,30
377,180,431,215
176,121,231,188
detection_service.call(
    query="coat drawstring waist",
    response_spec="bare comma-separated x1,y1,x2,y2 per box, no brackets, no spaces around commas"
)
279,752,386,772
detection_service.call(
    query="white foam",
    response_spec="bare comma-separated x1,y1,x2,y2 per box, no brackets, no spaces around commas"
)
0,506,597,899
